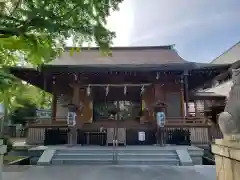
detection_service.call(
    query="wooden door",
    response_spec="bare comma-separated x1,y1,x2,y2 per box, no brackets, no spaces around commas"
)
117,128,126,145
107,128,114,145
107,128,126,145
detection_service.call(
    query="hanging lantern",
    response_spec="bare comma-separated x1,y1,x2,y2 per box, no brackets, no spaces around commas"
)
105,85,109,96
140,85,145,95
52,76,56,85
74,73,78,81
87,85,91,96
156,72,160,80
124,85,127,95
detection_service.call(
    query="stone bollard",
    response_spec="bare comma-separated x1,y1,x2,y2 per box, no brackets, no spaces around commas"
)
212,138,240,180
0,140,7,180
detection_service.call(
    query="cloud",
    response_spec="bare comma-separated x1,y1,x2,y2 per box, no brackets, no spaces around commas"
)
129,0,240,44
67,0,240,62
107,0,240,62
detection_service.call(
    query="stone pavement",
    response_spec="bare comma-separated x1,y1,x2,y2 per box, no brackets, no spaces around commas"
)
2,165,216,180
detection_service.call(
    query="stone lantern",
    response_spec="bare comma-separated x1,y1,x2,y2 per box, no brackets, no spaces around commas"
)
0,104,4,136
0,104,6,180
63,103,84,146
0,104,3,117
151,101,167,146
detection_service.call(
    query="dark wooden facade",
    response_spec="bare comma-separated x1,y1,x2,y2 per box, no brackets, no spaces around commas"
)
9,46,230,145
10,66,230,128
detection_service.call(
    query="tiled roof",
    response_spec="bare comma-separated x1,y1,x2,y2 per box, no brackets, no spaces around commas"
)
49,46,187,65
211,41,240,64
202,80,233,97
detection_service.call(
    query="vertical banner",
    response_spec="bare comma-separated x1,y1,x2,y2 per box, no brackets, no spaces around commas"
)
67,112,76,126
156,112,166,127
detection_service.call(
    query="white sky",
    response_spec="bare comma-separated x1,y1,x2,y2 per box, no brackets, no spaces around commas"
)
106,0,133,46
106,0,240,62
67,0,240,62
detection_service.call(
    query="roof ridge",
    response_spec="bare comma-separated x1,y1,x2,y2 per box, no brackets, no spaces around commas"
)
64,45,176,51
211,40,240,64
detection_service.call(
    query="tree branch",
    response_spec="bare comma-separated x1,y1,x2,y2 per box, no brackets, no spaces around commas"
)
0,29,20,37
61,4,80,19
10,0,22,16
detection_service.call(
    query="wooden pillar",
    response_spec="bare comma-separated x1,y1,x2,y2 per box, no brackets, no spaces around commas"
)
152,84,156,122
51,94,57,123
72,84,80,106
194,100,198,117
184,70,189,116
0,140,7,180
51,76,57,123
68,83,81,145
72,83,81,126
180,75,185,117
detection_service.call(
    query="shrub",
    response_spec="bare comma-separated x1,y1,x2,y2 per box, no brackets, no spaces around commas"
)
2,136,13,154
9,100,37,126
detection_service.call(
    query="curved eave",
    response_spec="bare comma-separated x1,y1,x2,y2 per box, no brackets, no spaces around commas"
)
40,62,231,73
190,92,226,100
8,63,231,93
9,67,49,92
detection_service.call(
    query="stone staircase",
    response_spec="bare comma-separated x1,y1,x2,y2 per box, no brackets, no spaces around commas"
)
51,147,180,165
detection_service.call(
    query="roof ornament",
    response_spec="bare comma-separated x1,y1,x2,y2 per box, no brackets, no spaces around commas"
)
106,85,109,96
87,85,91,96
124,85,127,95
140,85,145,95
156,72,160,80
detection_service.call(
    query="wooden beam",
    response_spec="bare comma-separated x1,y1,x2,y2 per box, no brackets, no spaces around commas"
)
51,94,57,123
184,70,189,116
51,76,57,123
180,75,185,117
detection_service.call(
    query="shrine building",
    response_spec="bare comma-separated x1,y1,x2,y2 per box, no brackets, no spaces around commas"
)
9,45,230,146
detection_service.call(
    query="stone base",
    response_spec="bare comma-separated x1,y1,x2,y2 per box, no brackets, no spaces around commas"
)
212,139,240,180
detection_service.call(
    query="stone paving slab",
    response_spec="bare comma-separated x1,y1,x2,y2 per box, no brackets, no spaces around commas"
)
44,145,203,151
2,165,216,180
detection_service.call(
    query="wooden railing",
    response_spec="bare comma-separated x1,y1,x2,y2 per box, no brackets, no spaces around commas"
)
25,123,223,146
26,126,69,145
27,116,207,127
165,117,206,125
162,126,209,145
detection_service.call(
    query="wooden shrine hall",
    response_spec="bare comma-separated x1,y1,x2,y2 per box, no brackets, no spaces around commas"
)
9,45,230,146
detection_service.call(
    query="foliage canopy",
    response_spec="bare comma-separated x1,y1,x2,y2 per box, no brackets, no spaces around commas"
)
0,0,122,126
0,0,123,64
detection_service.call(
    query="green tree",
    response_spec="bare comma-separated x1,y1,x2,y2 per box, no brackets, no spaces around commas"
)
9,98,37,126
0,0,122,135
0,0,123,65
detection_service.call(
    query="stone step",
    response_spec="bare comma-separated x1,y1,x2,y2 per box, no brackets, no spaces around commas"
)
53,153,113,159
54,153,178,159
51,158,113,165
117,159,179,165
51,158,179,165
56,149,114,154
188,150,204,156
56,149,176,154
